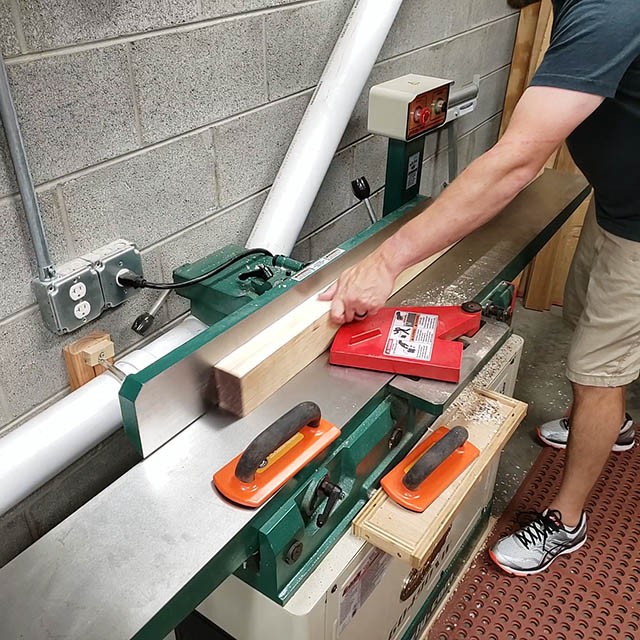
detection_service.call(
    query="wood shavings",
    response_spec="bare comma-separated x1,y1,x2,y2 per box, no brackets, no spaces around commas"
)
457,397,504,425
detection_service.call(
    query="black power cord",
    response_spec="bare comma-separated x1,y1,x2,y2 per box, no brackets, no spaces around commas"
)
119,248,274,291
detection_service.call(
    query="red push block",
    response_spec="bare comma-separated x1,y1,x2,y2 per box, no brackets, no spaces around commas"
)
329,305,482,383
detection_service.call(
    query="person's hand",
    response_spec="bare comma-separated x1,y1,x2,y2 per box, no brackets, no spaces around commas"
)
318,251,398,324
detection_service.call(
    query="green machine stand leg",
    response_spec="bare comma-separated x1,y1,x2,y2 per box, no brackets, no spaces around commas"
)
383,136,427,216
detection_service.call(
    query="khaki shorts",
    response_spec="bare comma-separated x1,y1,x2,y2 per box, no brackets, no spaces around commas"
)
563,199,640,387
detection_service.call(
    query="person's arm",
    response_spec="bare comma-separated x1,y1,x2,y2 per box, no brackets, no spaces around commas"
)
320,86,603,324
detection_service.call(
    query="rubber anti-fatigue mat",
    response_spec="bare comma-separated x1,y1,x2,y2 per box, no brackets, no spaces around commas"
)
428,437,640,640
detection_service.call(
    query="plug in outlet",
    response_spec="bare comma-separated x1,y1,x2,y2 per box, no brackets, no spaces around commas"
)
84,239,143,308
33,239,144,335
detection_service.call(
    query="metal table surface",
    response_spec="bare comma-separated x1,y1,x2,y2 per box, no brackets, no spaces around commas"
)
0,170,589,640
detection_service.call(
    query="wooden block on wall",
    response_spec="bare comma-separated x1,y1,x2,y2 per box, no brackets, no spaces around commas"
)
214,246,455,417
63,331,115,391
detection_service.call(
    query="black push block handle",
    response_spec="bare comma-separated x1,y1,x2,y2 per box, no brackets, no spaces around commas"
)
235,401,322,483
402,426,469,491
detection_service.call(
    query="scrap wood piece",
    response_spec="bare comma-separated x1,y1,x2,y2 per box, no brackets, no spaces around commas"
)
352,389,527,569
214,245,456,417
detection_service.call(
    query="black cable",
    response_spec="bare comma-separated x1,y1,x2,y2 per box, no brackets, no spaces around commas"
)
119,248,274,290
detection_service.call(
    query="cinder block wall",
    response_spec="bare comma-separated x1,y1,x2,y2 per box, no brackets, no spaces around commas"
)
0,0,518,565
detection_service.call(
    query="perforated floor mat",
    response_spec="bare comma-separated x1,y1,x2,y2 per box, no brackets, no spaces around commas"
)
428,437,640,640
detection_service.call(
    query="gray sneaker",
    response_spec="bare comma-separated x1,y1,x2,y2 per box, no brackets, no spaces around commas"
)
490,509,587,576
537,413,635,452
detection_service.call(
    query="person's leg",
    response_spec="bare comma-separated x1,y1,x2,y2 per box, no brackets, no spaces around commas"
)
491,208,640,575
549,383,625,527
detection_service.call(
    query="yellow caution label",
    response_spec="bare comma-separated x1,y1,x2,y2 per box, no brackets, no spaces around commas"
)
257,432,305,474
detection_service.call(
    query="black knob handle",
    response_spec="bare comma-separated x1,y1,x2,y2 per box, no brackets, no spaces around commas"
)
131,312,155,336
316,478,342,528
351,176,371,201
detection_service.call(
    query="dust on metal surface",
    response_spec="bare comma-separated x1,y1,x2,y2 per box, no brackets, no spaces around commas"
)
429,435,640,640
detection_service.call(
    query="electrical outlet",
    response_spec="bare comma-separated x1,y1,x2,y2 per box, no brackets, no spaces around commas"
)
84,239,143,308
33,239,144,335
33,258,104,334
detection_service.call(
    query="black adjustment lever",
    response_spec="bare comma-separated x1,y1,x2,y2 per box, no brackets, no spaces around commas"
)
351,176,377,225
310,475,343,528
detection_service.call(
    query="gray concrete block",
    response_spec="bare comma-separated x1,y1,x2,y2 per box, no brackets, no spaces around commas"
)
381,0,517,61
0,0,20,57
301,148,354,237
352,135,388,195
213,92,310,208
458,66,510,137
6,46,138,184
130,17,267,144
151,192,267,282
293,199,370,263
0,509,33,568
0,191,72,319
200,0,299,17
61,131,218,253
265,0,351,100
16,0,199,50
24,429,140,538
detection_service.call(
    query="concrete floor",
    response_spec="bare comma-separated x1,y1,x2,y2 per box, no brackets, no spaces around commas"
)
492,302,640,516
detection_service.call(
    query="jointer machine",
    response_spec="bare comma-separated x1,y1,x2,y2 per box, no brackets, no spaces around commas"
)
0,76,590,640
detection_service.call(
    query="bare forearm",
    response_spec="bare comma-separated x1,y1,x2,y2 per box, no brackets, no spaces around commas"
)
376,141,541,278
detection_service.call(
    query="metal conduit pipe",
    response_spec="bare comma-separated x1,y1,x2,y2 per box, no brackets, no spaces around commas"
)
0,315,207,516
246,0,405,255
0,54,55,281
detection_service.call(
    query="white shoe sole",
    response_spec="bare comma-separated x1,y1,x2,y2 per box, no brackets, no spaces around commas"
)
536,427,635,452
489,535,587,577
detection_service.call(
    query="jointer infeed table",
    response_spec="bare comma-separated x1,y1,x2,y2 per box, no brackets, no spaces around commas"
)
0,170,589,640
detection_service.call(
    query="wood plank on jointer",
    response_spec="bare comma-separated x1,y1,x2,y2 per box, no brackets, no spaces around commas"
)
214,245,456,417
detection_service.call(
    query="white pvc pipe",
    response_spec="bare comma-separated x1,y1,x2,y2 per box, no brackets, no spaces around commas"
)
0,316,207,516
246,0,404,255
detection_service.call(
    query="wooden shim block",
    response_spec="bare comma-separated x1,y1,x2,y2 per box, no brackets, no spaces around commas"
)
63,331,115,390
352,388,527,569
214,245,456,417
499,2,542,136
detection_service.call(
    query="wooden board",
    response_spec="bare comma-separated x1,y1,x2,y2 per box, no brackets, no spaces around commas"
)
499,2,542,136
214,245,456,417
352,388,527,569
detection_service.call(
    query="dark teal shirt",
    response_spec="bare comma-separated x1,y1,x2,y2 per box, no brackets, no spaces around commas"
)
531,0,640,241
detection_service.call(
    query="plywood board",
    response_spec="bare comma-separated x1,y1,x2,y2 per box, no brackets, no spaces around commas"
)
352,389,527,569
214,245,455,417
499,2,542,136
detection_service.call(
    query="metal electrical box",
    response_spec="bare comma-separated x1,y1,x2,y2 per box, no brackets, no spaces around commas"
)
32,239,142,335
368,74,452,141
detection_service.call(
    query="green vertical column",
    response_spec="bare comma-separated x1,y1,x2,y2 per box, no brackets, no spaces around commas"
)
383,136,426,216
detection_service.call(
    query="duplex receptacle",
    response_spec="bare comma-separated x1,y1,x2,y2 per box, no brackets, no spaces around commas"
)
33,258,105,334
33,239,144,335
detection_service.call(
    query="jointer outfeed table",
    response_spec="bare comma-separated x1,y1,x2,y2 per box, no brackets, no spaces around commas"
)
0,170,589,640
